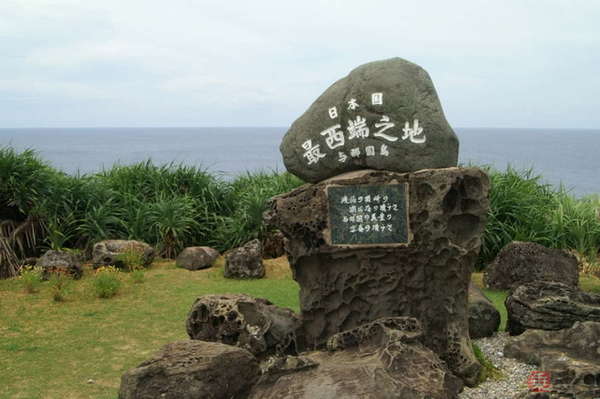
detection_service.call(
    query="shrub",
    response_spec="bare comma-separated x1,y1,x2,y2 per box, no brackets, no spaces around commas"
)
115,249,144,272
20,266,43,293
93,266,121,298
49,273,72,302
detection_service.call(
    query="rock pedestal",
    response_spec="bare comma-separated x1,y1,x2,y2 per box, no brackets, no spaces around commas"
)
265,167,490,385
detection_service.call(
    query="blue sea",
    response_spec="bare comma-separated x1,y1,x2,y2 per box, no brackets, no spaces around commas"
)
0,127,599,197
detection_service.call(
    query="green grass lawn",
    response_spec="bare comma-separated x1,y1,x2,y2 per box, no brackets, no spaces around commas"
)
1,262,599,398
0,257,298,399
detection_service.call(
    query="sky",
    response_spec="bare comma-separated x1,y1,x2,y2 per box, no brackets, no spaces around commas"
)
2,0,599,129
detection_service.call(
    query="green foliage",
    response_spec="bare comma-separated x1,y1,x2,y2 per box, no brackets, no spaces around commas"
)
473,343,504,384
479,166,600,269
49,273,72,302
20,266,43,293
2,146,598,270
115,250,144,271
93,266,121,298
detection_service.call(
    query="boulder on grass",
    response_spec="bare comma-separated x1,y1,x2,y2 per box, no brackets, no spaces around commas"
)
119,340,259,399
505,321,600,399
505,281,600,335
484,241,579,290
224,239,265,279
468,282,501,339
176,246,219,270
249,317,463,399
186,294,300,358
92,240,155,270
36,250,83,280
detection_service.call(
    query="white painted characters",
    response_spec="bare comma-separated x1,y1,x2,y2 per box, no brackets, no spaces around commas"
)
302,139,326,165
347,116,369,140
371,92,383,105
302,92,428,166
402,119,426,144
320,124,345,149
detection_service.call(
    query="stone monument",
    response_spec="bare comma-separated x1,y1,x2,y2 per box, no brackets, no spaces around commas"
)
266,57,490,386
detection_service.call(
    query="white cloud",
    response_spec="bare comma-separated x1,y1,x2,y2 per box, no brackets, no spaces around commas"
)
1,0,599,127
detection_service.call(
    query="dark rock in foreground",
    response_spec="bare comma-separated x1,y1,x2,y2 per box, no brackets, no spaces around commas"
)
186,294,300,358
280,57,459,183
468,282,501,339
176,246,219,270
119,340,259,399
506,321,600,399
505,281,600,335
224,239,265,279
249,317,462,399
37,249,83,280
265,167,489,385
92,239,155,269
484,241,579,290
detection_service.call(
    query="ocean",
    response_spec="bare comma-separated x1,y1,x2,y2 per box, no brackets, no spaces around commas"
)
0,127,598,197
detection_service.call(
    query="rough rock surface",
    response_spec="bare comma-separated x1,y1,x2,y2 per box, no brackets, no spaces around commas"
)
249,317,463,399
280,57,459,183
175,246,219,270
468,282,500,339
262,230,286,259
186,294,300,358
505,281,600,335
118,340,259,399
92,239,155,269
265,167,489,385
36,249,83,280
505,321,600,399
484,241,579,290
224,239,265,279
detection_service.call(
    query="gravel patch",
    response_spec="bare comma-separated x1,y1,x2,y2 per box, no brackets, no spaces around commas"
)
459,332,536,399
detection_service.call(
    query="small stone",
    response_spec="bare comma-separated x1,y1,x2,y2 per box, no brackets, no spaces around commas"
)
175,246,219,270
224,239,265,279
468,282,501,339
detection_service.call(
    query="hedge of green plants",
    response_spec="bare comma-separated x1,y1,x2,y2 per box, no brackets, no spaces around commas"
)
1,146,598,277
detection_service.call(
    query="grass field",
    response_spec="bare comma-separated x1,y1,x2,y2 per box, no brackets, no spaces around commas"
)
1,261,599,398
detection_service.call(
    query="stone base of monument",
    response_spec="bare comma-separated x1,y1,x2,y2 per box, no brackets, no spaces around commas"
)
265,167,489,386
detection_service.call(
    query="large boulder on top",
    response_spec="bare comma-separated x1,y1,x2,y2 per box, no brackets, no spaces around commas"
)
505,321,600,399
484,241,579,290
176,246,219,270
280,57,458,183
249,317,463,399
118,340,259,399
186,294,300,358
224,239,265,279
92,240,155,270
468,282,501,339
505,281,600,335
37,249,83,280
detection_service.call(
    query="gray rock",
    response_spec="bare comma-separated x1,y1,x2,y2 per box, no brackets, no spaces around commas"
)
505,281,600,335
224,239,265,279
186,294,300,358
36,249,83,280
505,321,600,399
118,340,259,399
468,282,501,339
484,241,579,290
249,317,463,399
280,57,458,183
262,230,286,259
92,240,155,270
265,167,490,386
176,246,219,270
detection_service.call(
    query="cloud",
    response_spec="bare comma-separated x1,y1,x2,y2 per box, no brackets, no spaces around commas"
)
1,0,599,127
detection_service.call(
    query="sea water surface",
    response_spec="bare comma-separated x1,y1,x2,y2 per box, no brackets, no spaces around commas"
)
0,127,598,197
